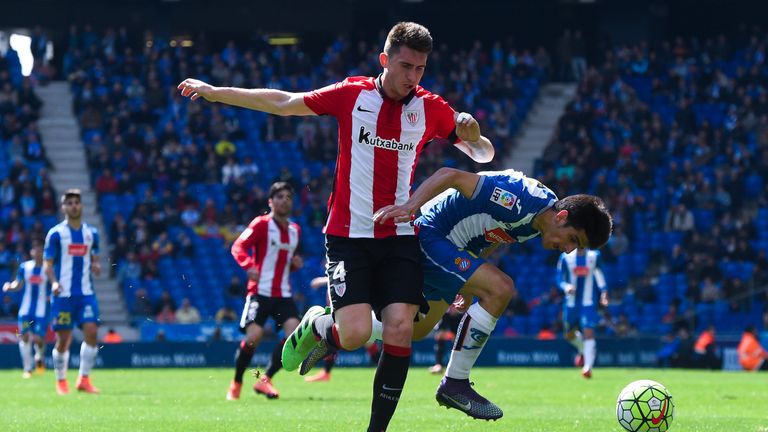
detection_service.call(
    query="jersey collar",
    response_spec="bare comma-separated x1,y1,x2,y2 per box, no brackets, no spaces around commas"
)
376,74,416,105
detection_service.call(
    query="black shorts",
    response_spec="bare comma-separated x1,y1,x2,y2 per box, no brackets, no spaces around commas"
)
239,294,300,333
325,235,425,316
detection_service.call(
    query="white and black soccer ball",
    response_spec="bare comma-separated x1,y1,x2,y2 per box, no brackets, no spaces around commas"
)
616,379,674,432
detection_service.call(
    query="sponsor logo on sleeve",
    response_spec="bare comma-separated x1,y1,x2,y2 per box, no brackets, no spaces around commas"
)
490,187,518,210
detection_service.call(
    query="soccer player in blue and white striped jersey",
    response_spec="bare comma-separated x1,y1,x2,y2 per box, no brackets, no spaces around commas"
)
3,240,49,378
44,189,102,395
557,248,608,378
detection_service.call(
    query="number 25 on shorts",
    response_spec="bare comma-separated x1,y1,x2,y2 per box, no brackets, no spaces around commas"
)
56,312,72,326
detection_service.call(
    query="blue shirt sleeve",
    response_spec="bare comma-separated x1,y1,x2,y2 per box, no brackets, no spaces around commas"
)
91,228,100,255
15,265,25,282
44,229,60,261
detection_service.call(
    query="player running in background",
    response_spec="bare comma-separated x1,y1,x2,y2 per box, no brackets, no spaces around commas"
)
44,189,102,395
180,22,494,431
3,240,50,378
226,182,303,400
557,248,608,379
428,308,461,375
357,167,612,420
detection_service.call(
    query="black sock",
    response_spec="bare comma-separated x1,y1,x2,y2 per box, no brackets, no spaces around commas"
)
234,340,255,383
435,340,445,365
265,338,285,378
368,344,411,432
324,355,336,373
313,314,342,350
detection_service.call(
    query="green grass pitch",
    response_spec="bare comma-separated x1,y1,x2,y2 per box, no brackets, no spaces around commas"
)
3,367,767,431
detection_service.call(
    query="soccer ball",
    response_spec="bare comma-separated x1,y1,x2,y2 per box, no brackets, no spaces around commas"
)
616,380,674,432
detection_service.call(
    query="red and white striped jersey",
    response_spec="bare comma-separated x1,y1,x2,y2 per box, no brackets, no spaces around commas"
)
231,215,300,298
304,75,459,238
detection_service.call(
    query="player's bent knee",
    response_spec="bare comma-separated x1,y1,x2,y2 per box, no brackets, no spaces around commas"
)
337,327,371,350
488,274,516,304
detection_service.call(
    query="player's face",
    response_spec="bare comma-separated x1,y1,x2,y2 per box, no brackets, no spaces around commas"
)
540,210,588,253
380,46,428,100
269,190,293,217
62,197,82,220
30,246,42,261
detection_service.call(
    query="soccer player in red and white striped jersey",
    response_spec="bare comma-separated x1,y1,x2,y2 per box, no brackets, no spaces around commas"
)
226,182,303,401
179,22,494,431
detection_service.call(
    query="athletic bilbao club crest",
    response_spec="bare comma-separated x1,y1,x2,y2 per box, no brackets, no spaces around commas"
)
333,282,346,297
404,110,420,126
454,257,471,272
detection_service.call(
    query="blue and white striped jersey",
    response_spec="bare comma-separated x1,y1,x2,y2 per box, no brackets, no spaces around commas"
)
417,169,558,254
16,260,49,317
44,222,100,297
557,249,607,308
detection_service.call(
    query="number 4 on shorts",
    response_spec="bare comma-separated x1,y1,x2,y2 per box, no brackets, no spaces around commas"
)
331,261,346,282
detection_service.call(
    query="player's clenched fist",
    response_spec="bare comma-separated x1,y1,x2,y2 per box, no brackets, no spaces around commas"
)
177,78,217,102
454,112,480,143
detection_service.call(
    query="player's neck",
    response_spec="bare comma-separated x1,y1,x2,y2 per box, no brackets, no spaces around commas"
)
270,212,289,226
531,211,548,234
379,73,403,101
66,218,82,229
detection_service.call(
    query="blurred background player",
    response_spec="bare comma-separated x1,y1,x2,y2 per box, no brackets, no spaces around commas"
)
44,189,102,395
3,239,50,378
428,307,462,375
557,248,608,378
737,325,768,371
226,182,303,400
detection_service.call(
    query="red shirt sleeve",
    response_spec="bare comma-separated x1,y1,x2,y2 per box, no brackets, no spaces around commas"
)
429,95,460,143
303,78,353,117
231,217,267,270
289,223,302,271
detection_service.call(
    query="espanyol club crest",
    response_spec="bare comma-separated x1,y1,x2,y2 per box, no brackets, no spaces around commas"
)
404,110,420,126
454,257,471,272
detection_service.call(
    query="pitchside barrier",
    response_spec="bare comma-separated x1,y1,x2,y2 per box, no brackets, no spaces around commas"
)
2,321,749,370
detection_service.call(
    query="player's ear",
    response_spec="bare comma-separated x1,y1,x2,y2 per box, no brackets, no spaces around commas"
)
379,52,388,68
555,209,569,225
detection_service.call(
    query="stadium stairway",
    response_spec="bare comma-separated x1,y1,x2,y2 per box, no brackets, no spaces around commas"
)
36,82,136,340
503,83,576,175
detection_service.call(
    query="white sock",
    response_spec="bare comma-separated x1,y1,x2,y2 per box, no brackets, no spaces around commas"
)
19,340,33,372
569,330,584,353
52,349,69,381
367,311,383,344
445,303,497,380
34,343,43,363
583,338,596,372
79,342,98,377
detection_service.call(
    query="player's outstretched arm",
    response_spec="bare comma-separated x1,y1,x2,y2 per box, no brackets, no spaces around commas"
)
373,167,480,224
2,280,23,292
177,78,316,116
452,112,495,163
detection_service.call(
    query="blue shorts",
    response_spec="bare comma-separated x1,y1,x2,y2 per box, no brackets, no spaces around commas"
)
419,226,485,303
51,295,100,330
18,314,48,336
563,305,599,331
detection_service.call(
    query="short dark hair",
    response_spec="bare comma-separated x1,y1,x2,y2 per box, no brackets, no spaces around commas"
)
384,22,433,56
61,188,82,204
268,182,294,200
554,194,613,249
